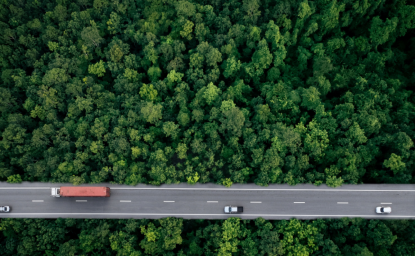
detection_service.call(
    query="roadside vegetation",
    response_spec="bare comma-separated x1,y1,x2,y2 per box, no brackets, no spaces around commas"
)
1,217,413,255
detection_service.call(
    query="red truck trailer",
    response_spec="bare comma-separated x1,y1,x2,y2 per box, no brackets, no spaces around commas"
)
51,187,110,197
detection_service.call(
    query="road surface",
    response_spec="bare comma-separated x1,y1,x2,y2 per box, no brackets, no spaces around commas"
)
1,182,415,219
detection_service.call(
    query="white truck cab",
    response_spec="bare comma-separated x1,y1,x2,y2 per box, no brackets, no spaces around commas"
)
51,188,60,197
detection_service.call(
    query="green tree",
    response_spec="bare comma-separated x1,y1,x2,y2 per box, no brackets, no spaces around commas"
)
163,122,179,139
301,86,321,110
203,82,221,105
180,20,194,40
326,175,344,188
176,143,188,159
6,174,22,183
81,24,104,48
304,120,330,161
147,66,162,82
250,39,273,73
345,122,367,145
140,84,158,102
369,16,398,48
88,60,106,77
187,172,199,185
140,218,183,254
175,1,196,17
242,0,261,24
220,107,245,137
218,218,241,255
383,153,406,174
141,102,163,124
222,178,233,187
222,56,241,78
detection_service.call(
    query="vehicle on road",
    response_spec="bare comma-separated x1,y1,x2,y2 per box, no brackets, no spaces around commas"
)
376,206,392,214
224,206,243,214
51,187,110,197
0,206,10,212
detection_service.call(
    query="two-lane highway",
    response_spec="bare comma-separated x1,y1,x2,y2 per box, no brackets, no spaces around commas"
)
1,182,415,219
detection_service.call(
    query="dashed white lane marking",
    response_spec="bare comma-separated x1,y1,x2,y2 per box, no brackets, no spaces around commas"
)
337,202,348,204
163,201,175,203
207,201,218,203
294,202,305,204
381,203,392,204
32,200,44,202
120,200,131,203
76,200,87,202
250,201,262,203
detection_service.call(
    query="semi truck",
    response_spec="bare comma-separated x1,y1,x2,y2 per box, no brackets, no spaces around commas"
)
51,187,110,197
224,205,243,214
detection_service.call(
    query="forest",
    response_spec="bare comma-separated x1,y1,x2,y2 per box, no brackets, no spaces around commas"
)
1,0,415,254
1,217,414,255
0,0,414,187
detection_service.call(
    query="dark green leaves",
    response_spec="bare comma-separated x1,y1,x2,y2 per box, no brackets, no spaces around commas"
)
0,0,414,188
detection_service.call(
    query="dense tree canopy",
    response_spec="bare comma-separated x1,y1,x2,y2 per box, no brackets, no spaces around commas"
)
1,0,415,187
1,217,414,256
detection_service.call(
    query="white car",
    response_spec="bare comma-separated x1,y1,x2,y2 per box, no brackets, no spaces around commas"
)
376,206,391,214
224,206,243,214
0,206,11,212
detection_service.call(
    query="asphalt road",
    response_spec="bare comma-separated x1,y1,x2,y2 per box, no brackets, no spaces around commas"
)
1,182,415,219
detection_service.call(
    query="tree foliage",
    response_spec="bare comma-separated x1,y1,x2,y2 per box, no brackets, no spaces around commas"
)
0,0,414,187
0,217,414,255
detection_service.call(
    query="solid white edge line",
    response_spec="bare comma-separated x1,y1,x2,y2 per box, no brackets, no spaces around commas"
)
207,201,218,203
381,203,392,204
3,213,415,218
76,200,87,202
337,202,349,204
294,202,305,203
163,201,175,203
31,200,44,202
2,187,415,192
120,200,131,202
250,201,262,203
